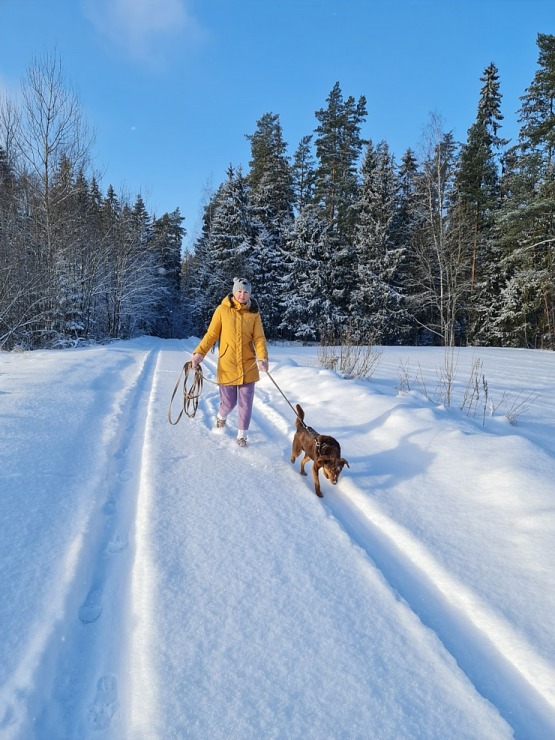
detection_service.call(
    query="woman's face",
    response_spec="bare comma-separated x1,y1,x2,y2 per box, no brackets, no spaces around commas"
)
234,289,250,304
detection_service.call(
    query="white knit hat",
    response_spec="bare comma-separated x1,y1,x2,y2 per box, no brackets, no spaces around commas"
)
233,277,252,294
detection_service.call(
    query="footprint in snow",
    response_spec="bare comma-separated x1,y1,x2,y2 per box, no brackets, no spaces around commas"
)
78,586,103,624
87,675,119,730
101,496,116,516
105,533,128,554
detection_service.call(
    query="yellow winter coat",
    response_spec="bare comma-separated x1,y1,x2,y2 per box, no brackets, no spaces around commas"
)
194,295,268,385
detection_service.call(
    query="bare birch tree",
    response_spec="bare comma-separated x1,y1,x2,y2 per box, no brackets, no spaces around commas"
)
13,51,94,344
409,113,471,346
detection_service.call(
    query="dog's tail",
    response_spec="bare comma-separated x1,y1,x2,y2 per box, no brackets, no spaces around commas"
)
295,403,305,427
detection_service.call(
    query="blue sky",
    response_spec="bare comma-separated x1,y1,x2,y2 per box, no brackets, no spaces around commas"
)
2,0,553,251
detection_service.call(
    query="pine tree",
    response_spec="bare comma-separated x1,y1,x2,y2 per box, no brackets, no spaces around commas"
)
279,205,334,340
493,33,555,347
455,62,506,344
313,82,367,237
83,177,109,337
312,83,368,326
350,141,410,343
246,113,294,337
99,185,125,338
393,148,420,341
291,135,316,212
150,208,185,337
49,158,92,343
187,166,257,334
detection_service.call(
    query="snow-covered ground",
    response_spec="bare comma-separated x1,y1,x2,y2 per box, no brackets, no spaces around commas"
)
1,337,554,739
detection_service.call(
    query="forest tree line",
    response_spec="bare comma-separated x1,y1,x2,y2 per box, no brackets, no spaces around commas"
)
0,52,184,350
2,35,555,351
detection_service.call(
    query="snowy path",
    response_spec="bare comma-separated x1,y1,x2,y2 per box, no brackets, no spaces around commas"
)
1,342,161,735
1,338,554,739
253,358,555,737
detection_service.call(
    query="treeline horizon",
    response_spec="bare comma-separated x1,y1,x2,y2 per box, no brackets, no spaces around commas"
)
2,34,554,351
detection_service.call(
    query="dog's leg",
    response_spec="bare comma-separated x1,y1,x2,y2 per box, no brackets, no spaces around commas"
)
299,454,311,477
290,435,301,465
311,464,323,497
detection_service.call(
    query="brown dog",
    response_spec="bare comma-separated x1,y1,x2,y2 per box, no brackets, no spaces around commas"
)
290,404,350,498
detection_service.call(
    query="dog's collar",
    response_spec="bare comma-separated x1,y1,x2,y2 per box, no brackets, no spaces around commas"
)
304,423,321,453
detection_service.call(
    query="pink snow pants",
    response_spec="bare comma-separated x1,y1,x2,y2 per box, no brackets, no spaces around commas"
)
219,382,255,430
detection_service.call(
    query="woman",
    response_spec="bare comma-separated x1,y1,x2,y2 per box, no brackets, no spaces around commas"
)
191,277,269,447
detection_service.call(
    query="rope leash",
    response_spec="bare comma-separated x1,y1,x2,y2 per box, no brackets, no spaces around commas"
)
167,360,259,424
266,370,320,444
168,359,317,444
168,361,204,424
265,370,301,419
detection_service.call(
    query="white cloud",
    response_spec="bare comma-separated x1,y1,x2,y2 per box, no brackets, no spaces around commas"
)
83,0,197,61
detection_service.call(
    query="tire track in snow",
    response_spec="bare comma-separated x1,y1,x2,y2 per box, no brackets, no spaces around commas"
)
29,343,161,738
327,483,555,739
250,383,555,739
127,346,230,733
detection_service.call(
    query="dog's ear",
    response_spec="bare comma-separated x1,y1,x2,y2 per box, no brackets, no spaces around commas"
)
340,458,350,468
317,455,332,465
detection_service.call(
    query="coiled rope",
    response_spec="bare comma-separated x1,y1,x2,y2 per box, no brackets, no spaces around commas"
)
168,360,259,424
168,361,204,424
